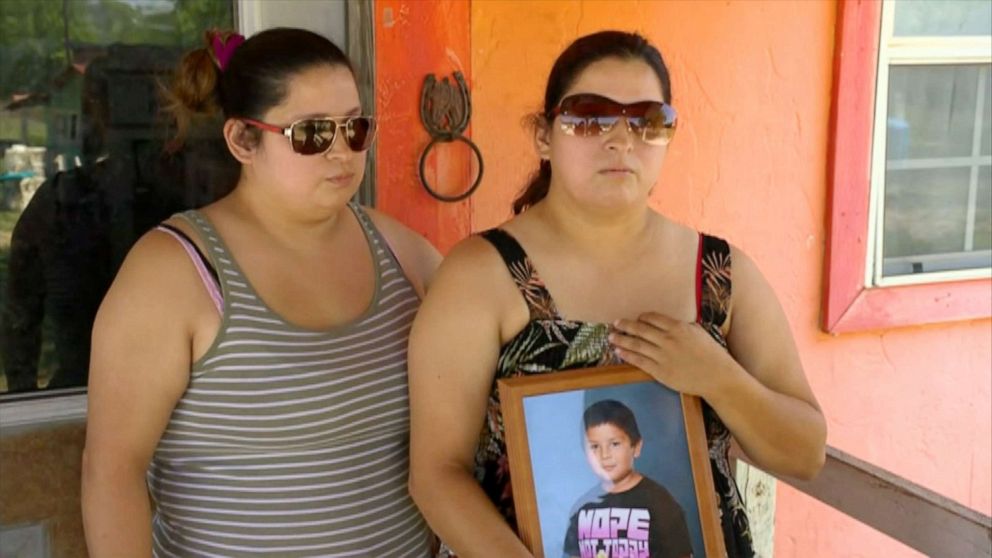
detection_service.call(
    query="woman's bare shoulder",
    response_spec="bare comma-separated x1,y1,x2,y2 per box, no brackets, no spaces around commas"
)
437,232,514,284
97,226,216,328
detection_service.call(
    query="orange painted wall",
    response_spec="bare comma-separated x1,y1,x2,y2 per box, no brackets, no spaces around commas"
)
376,1,992,555
375,0,473,252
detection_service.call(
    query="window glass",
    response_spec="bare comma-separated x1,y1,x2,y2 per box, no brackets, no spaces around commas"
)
1,0,235,395
975,166,992,251
886,65,982,160
982,78,990,156
883,167,970,256
880,62,991,278
882,166,992,275
893,0,992,37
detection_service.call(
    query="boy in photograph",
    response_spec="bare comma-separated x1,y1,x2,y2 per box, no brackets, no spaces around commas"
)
562,399,693,558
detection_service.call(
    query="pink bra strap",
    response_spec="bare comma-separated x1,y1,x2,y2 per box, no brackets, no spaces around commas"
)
156,225,224,315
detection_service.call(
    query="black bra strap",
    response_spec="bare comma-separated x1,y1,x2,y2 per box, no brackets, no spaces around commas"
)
479,228,560,320
480,228,528,271
698,233,732,330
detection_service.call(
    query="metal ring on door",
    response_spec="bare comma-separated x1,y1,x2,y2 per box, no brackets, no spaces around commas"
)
417,134,484,203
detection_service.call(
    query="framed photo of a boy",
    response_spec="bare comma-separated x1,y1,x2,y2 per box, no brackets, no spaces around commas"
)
498,365,726,558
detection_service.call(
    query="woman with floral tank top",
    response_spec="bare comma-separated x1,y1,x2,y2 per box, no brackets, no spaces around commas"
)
408,31,826,558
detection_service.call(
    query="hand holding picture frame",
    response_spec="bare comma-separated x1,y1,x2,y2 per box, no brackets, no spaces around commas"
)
499,365,726,558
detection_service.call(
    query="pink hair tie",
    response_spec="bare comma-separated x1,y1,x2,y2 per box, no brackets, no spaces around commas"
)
211,32,245,72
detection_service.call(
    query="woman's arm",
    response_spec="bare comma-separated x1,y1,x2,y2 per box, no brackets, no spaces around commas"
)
81,231,214,556
711,247,826,478
611,247,826,480
408,238,533,557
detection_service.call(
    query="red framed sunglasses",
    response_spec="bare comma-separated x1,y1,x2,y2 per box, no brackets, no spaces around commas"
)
242,115,377,155
550,93,677,146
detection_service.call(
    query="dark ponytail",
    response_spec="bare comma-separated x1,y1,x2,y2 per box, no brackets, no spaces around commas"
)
513,160,551,215
162,28,354,152
161,31,222,151
512,31,672,214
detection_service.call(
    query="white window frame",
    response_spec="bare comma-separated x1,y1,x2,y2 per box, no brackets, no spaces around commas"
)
0,388,87,430
867,0,992,288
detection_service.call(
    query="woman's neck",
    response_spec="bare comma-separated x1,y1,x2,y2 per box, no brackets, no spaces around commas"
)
221,177,349,252
530,190,662,260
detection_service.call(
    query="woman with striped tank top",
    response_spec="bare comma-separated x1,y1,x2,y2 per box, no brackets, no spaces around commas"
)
408,31,826,557
81,28,440,557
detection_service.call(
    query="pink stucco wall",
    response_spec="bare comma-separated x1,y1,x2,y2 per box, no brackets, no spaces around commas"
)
467,1,992,555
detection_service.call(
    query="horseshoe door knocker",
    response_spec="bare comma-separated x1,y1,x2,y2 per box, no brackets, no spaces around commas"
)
418,71,484,202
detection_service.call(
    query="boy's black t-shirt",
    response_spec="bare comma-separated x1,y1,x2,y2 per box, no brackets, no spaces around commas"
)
562,476,693,558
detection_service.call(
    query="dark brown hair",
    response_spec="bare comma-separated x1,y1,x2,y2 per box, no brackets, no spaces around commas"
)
584,399,643,446
162,27,354,151
513,31,672,214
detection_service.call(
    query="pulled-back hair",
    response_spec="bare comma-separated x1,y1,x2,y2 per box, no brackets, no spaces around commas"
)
513,31,672,214
583,399,642,445
162,27,354,151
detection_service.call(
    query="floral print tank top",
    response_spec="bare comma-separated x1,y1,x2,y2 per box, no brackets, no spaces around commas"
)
475,228,754,558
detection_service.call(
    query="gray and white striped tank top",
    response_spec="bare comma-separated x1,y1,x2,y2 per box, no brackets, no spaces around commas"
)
148,203,433,557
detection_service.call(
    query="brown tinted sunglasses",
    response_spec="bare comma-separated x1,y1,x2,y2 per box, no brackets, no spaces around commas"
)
242,116,377,154
550,93,677,146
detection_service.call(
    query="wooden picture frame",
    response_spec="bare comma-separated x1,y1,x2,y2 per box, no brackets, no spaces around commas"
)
499,365,725,558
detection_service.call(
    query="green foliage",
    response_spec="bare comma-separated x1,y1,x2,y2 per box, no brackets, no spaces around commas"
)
0,0,233,99
0,0,69,98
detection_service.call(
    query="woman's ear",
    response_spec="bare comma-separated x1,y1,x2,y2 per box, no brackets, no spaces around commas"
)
533,115,552,161
223,118,256,165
